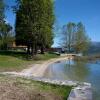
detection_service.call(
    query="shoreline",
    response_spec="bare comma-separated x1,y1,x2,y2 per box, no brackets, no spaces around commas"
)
1,56,72,77
0,56,92,100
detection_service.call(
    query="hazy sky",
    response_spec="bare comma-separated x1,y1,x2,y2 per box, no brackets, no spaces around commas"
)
5,0,100,47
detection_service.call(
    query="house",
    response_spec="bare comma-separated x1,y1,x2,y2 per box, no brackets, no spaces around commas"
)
7,41,27,50
47,47,62,53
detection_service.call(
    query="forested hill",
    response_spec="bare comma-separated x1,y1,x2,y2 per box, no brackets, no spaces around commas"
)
88,42,100,55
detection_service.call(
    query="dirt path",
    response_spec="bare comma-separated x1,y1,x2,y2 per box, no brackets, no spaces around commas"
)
2,57,72,77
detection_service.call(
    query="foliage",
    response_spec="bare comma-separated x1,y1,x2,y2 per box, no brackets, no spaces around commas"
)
0,0,14,50
62,22,90,53
74,22,90,53
0,0,5,25
15,0,55,55
62,22,76,52
0,23,14,50
0,0,5,33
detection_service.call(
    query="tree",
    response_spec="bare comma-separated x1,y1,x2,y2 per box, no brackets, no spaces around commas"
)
74,22,90,53
0,23,13,50
61,22,90,53
37,0,55,54
0,0,13,50
15,0,55,55
62,22,76,52
0,0,5,32
0,0,5,21
15,1,33,54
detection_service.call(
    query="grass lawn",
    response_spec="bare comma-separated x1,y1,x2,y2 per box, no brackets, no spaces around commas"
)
0,51,59,72
0,75,72,100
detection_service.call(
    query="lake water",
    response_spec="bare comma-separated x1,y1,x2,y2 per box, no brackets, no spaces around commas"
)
43,59,100,100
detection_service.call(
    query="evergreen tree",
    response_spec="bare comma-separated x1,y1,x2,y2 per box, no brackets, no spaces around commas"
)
15,0,55,55
0,0,5,32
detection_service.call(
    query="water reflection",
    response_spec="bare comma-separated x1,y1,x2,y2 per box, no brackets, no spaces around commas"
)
59,59,90,81
43,59,100,100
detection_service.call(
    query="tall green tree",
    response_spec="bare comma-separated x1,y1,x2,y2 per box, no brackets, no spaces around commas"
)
37,0,55,53
15,1,33,54
0,0,5,32
0,0,4,19
15,0,55,55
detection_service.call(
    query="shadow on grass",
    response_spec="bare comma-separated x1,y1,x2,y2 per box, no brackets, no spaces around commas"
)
0,50,59,61
0,50,28,60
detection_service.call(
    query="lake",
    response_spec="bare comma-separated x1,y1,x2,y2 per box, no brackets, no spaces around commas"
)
43,59,100,100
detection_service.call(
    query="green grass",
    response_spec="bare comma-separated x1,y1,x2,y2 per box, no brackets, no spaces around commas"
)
0,55,33,71
0,75,72,100
34,52,59,60
18,79,72,100
0,51,59,72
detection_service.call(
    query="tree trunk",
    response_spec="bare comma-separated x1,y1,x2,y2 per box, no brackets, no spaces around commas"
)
41,45,44,54
31,46,33,55
34,44,37,54
27,45,30,55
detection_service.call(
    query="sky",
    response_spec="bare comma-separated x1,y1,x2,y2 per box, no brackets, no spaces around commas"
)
4,0,100,47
